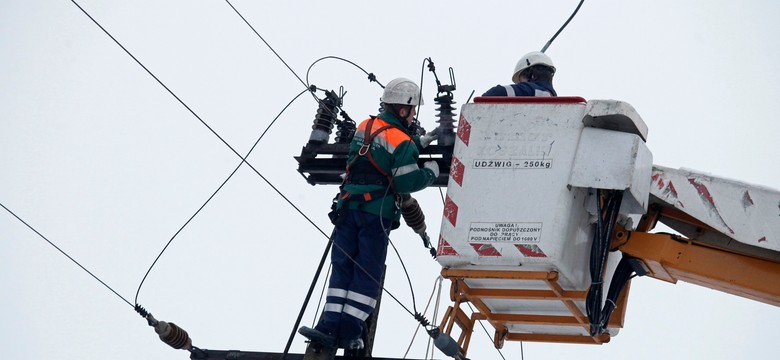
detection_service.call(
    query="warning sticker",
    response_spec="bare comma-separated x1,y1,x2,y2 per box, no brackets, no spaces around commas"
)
468,222,542,243
472,159,552,169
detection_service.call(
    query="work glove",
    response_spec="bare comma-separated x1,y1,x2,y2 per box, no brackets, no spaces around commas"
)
419,127,440,148
423,161,440,178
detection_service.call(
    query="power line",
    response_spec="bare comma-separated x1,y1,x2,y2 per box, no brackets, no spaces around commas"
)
134,88,309,304
69,3,441,357
70,0,330,236
69,1,425,330
0,201,133,308
541,0,585,53
224,0,308,89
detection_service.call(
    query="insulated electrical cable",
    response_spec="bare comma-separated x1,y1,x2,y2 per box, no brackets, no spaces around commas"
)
224,4,443,353
70,0,331,237
304,56,386,120
403,276,443,359
541,0,585,53
0,202,134,308
306,56,385,89
436,182,510,360
70,1,447,357
134,88,309,305
227,1,376,123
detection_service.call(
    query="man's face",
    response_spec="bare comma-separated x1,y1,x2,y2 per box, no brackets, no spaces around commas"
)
399,106,416,125
406,106,417,125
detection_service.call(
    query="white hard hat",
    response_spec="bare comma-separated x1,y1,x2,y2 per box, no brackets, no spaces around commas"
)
512,51,556,83
381,77,423,106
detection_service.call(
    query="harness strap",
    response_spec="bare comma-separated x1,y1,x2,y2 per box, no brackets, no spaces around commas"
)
340,189,390,203
345,116,403,195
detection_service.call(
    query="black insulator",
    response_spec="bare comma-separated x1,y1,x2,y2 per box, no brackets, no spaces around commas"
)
134,304,149,318
308,90,341,144
401,196,426,235
434,93,457,146
414,312,431,327
335,112,356,144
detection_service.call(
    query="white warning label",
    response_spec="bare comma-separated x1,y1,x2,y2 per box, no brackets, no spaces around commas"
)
468,222,542,243
472,159,552,169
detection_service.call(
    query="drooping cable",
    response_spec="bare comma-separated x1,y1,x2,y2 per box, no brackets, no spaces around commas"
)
388,233,419,315
585,189,623,335
306,56,385,89
541,0,585,53
134,88,308,305
426,275,444,360
70,0,332,239
403,276,443,359
71,1,440,354
0,202,133,308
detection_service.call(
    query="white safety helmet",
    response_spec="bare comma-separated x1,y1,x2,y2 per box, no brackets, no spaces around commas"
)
381,77,424,106
512,51,556,83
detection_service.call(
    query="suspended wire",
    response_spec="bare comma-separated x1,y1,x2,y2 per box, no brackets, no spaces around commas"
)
134,88,309,304
310,263,332,327
467,302,508,360
388,233,419,315
433,192,509,360
428,275,443,360
403,276,443,359
304,55,385,120
224,0,307,89
306,55,385,89
72,0,433,351
227,0,382,136
0,202,133,308
541,0,585,53
71,0,331,236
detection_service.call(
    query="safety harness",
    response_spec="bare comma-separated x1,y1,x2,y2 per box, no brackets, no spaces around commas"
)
331,116,406,223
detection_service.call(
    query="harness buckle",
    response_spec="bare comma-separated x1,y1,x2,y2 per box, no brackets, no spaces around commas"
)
358,143,370,156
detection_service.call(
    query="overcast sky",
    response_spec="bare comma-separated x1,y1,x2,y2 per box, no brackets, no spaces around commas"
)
2,1,779,360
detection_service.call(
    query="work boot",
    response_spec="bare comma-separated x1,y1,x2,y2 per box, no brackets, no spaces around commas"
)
298,326,337,348
340,337,364,350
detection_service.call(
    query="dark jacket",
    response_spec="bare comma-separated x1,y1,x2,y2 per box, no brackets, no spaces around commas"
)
482,81,557,97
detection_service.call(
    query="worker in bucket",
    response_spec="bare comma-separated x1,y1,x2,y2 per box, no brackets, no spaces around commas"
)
299,77,439,351
482,51,557,97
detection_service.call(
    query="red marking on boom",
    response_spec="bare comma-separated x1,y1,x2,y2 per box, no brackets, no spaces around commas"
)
515,244,547,258
437,236,459,256
443,196,459,227
457,115,472,146
742,190,754,209
450,157,465,187
470,243,501,256
688,178,735,234
667,181,678,198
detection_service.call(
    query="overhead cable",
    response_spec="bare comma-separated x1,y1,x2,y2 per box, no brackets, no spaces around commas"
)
0,201,133,308
541,0,585,53
134,88,309,304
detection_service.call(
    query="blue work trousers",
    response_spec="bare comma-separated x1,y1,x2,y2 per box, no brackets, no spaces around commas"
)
316,209,391,342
